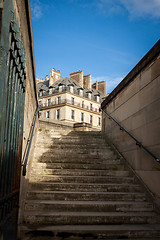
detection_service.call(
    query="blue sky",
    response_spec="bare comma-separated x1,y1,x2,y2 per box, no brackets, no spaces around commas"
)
30,0,160,93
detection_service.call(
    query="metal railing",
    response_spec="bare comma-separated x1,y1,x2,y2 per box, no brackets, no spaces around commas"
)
40,99,99,113
21,105,39,176
100,108,160,163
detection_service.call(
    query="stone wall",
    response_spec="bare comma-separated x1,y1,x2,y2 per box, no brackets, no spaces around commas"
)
16,0,38,226
101,40,160,204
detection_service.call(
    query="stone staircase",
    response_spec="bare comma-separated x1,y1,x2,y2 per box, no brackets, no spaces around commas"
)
20,128,160,239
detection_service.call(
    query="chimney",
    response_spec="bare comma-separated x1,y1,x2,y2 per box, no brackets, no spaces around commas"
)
45,75,49,81
83,74,91,90
97,80,106,96
36,78,44,83
92,81,98,90
70,70,83,87
49,68,61,86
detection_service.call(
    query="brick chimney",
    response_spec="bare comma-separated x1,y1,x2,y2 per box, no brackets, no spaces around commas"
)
83,74,91,90
92,80,106,95
49,68,61,86
97,81,106,96
70,70,83,88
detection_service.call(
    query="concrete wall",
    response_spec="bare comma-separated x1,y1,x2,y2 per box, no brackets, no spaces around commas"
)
101,40,160,204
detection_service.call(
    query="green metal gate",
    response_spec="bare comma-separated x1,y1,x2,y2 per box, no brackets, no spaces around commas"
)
0,0,26,238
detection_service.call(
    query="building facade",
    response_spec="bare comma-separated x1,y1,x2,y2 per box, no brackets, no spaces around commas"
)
37,69,106,129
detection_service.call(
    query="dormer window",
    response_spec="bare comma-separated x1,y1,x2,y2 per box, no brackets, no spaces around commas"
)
96,95,100,102
79,89,83,96
49,86,53,94
59,85,62,92
39,89,43,96
88,92,91,99
70,85,73,93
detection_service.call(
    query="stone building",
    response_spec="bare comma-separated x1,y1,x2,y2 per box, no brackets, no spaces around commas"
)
37,69,106,130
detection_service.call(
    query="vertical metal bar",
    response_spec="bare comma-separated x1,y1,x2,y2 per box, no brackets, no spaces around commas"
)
0,32,14,199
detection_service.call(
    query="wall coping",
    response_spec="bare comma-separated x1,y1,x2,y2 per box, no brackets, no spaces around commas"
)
101,39,160,109
39,118,74,128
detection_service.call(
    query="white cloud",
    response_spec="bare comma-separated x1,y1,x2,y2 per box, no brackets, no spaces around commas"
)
96,0,160,19
120,0,160,19
30,0,50,20
92,75,124,93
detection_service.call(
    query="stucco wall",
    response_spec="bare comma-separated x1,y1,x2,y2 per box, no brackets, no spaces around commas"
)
101,41,160,203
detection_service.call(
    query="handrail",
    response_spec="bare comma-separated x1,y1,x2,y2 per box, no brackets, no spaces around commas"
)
22,105,39,176
100,108,160,163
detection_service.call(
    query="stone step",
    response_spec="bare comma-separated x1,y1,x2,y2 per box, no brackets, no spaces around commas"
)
23,211,158,225
49,139,106,145
25,200,154,212
37,148,114,155
28,182,143,192
26,190,147,201
35,162,126,170
31,169,131,177
37,155,120,164
35,144,111,151
20,224,160,239
30,175,135,184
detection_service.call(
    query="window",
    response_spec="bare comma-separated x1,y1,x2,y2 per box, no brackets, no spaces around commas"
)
82,101,84,108
39,90,43,97
90,115,93,125
79,89,83,96
88,92,91,99
71,97,74,105
39,111,42,118
81,112,84,122
96,95,100,102
71,110,75,120
49,87,53,94
48,98,51,106
46,111,50,118
38,100,41,106
90,103,93,111
56,109,60,120
98,117,101,126
70,86,73,93
59,86,62,92
58,96,61,104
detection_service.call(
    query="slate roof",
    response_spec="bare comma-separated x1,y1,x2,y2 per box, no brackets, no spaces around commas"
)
37,77,105,103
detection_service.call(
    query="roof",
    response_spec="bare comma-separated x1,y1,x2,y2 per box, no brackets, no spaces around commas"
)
37,77,105,103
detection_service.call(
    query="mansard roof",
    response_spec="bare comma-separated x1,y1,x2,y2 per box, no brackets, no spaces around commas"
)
37,77,105,102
